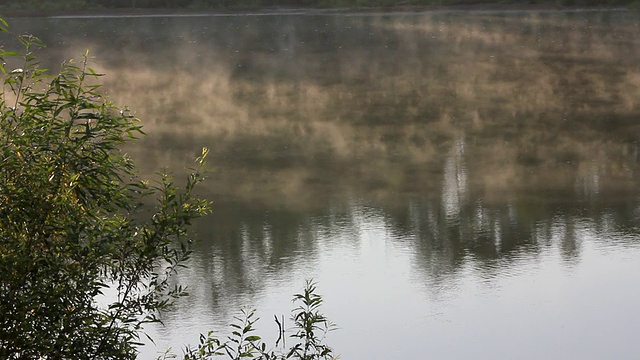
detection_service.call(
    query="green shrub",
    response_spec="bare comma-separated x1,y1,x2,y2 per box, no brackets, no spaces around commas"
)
0,17,337,360
175,280,337,360
0,20,210,359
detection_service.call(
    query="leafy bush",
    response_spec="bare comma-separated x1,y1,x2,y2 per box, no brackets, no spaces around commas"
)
0,18,336,360
0,20,210,359
174,280,337,360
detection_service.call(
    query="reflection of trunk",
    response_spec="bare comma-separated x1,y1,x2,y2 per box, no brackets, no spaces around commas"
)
442,137,467,222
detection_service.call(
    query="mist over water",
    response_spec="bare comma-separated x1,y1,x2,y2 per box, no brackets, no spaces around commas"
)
7,10,640,359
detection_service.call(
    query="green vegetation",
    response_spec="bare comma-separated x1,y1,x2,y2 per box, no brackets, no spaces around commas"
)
175,280,336,360
0,20,211,358
0,18,336,359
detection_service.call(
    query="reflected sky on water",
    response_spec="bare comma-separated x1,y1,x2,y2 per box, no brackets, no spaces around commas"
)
6,9,640,359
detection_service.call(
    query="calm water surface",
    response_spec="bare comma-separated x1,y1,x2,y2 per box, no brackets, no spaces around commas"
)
8,10,640,359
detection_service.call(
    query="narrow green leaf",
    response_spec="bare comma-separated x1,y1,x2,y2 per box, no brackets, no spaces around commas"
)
1,51,22,57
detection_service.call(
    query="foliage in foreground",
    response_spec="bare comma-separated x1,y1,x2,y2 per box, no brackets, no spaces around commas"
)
168,280,336,360
0,19,337,360
0,20,210,358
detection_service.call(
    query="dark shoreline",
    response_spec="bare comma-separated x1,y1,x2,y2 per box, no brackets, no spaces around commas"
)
0,3,631,18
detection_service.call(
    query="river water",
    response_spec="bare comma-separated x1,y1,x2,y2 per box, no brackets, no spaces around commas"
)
7,9,640,359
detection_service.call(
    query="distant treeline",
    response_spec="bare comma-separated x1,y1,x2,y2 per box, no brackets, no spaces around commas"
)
0,0,634,11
